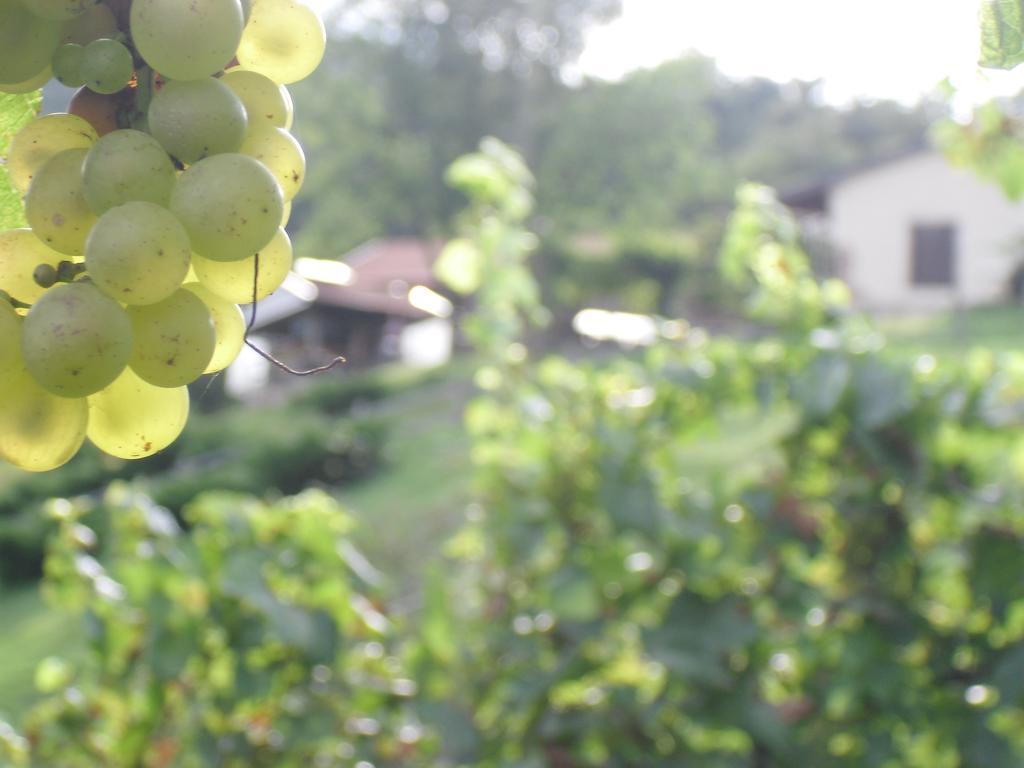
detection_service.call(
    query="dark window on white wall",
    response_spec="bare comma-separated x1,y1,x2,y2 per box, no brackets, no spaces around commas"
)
911,224,956,286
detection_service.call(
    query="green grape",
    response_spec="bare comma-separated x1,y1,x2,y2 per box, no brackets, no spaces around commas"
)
236,0,325,85
82,129,176,213
0,65,52,94
17,0,97,21
0,0,62,84
33,263,58,289
85,201,191,305
61,2,117,45
128,288,215,387
220,69,292,128
22,281,132,398
170,154,283,262
80,38,133,94
192,227,293,303
148,77,247,165
130,0,243,81
0,364,88,472
239,125,305,201
0,229,64,304
0,301,20,371
24,148,97,255
87,367,189,459
281,200,291,226
52,43,86,87
8,114,98,195
182,282,245,372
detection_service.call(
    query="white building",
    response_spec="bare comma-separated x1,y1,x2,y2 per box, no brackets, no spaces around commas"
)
785,150,1024,313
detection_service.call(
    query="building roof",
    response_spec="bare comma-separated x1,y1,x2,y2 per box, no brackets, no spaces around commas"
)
314,283,433,319
254,238,450,329
343,238,445,294
780,146,933,213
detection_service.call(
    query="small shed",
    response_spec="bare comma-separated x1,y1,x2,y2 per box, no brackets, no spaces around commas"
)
785,149,1024,312
254,238,453,369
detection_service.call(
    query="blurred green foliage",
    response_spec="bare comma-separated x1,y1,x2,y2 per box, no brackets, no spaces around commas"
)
413,142,1024,766
979,0,1024,70
0,91,39,229
422,336,1024,766
935,5,1024,201
436,138,547,358
533,227,724,331
291,20,933,265
935,99,1024,201
720,184,850,328
290,19,932,323
0,364,457,586
2,489,430,767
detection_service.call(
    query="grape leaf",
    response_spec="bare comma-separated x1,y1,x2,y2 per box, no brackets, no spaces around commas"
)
435,238,484,295
980,0,1024,69
793,353,850,418
0,90,41,230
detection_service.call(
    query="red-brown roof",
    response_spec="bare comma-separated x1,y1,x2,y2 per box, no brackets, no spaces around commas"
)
343,238,445,294
314,284,431,319
291,238,449,320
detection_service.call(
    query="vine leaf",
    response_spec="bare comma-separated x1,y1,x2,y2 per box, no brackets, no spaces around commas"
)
980,0,1024,69
0,90,42,230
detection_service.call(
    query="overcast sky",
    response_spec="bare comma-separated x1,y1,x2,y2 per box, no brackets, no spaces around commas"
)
578,0,1024,107
308,0,1024,106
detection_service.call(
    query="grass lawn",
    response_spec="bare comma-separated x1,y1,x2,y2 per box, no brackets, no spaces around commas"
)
337,368,473,605
0,588,82,720
880,304,1024,357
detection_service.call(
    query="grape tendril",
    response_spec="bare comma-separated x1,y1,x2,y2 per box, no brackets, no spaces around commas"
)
243,251,345,376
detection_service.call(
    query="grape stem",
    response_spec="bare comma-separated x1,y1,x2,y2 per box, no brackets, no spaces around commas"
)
243,252,346,376
0,291,30,310
35,261,88,289
125,65,154,131
57,261,87,283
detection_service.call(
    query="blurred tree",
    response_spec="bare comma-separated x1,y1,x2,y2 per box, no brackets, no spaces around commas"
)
289,39,436,258
536,57,728,233
529,57,932,317
325,0,621,210
384,0,622,73
537,56,936,233
729,86,942,193
290,12,934,286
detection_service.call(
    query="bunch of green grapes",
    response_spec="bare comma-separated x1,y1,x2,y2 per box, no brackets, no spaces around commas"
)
0,0,325,472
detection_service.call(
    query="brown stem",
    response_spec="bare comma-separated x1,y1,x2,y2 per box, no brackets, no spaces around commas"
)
243,252,346,376
0,290,30,310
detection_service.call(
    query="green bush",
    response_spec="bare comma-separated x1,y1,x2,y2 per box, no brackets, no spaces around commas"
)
412,150,1024,766
417,338,1024,767
149,411,387,511
2,488,431,767
536,227,726,325
0,392,392,585
291,361,458,416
